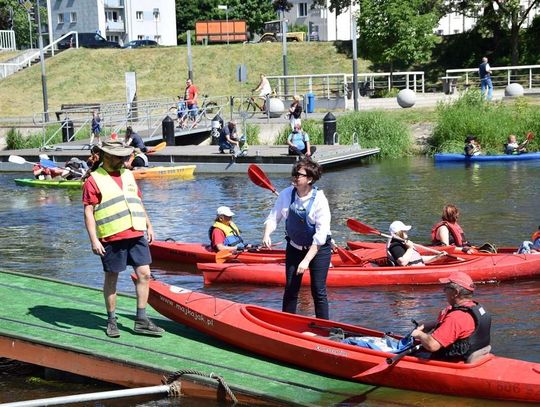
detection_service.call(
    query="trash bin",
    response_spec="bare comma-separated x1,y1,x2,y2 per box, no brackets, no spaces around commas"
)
162,115,175,146
306,93,315,113
62,119,74,142
323,112,337,145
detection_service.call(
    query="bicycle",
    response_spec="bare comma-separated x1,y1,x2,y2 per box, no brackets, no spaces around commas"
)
200,94,220,120
232,94,266,119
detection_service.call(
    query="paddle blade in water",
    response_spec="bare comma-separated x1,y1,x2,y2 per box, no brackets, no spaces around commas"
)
8,155,27,165
248,164,277,195
346,219,382,236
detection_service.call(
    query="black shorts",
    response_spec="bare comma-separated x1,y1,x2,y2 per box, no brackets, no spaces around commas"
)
100,236,152,273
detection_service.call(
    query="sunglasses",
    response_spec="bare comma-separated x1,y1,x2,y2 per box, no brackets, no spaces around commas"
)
292,171,308,178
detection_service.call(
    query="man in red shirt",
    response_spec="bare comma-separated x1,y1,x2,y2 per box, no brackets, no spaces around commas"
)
184,78,198,123
411,271,491,361
83,140,163,338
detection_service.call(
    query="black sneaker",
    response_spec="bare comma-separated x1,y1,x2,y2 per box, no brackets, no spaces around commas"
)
134,318,164,336
106,318,120,338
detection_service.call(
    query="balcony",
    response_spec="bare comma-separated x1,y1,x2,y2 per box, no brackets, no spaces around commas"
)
104,0,124,8
106,21,125,32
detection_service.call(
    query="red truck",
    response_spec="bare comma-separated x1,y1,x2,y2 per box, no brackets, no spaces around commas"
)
195,20,248,43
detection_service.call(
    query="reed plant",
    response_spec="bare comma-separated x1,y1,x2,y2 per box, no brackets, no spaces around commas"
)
275,112,412,158
430,90,540,154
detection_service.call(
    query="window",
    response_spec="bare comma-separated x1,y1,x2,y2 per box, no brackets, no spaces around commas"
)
136,11,143,21
57,13,64,24
298,3,308,17
437,29,444,35
137,35,144,40
154,35,161,43
70,12,77,23
153,8,160,21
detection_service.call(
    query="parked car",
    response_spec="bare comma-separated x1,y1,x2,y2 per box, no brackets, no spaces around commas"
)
123,40,158,49
57,33,121,49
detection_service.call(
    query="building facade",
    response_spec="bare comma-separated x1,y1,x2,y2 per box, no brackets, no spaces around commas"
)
49,0,177,46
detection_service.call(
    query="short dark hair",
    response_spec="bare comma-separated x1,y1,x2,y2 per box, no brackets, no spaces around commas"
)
292,157,322,183
126,126,133,136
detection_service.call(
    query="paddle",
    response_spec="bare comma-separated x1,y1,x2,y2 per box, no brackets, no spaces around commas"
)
334,245,366,265
8,155,38,166
346,218,465,261
215,242,284,263
247,164,278,195
353,320,420,378
147,141,166,154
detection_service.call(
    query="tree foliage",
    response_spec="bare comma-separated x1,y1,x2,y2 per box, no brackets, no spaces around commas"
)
0,0,39,48
358,0,441,71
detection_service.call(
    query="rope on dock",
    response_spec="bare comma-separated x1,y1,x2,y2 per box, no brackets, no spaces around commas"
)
165,369,238,404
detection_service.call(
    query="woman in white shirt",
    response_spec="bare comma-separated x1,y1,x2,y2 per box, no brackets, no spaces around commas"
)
262,158,332,319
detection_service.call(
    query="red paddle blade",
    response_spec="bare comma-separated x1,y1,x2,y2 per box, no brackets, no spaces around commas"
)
335,246,363,264
248,164,277,195
346,219,382,236
527,132,535,142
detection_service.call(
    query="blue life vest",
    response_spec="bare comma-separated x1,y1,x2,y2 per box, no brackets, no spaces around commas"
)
285,187,317,247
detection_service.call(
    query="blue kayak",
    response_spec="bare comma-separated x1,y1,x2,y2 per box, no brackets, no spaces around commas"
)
434,152,540,162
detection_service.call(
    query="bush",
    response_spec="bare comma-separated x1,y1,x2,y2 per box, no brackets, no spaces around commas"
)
275,113,412,158
6,128,42,150
7,123,94,150
244,123,260,145
430,90,540,154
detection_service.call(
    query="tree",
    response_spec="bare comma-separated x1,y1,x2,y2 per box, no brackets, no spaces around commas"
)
358,0,441,83
313,0,357,16
0,0,39,48
444,0,540,65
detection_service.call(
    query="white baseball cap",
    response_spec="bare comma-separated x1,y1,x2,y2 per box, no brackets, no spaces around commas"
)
216,206,235,217
389,221,412,234
39,154,50,160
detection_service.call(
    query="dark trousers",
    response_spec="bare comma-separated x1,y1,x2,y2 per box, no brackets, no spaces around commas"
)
283,241,332,319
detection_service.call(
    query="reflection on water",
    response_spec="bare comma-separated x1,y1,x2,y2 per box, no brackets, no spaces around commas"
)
1,156,539,405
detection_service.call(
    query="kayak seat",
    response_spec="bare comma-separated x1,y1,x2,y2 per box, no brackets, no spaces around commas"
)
466,345,492,363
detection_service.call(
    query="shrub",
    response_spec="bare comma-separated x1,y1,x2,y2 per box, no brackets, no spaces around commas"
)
244,123,260,145
430,90,540,154
275,113,412,158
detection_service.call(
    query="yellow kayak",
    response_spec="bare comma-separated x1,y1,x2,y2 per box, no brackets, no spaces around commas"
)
132,165,196,180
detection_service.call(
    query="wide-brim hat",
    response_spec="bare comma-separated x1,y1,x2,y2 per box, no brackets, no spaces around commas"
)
100,140,133,157
439,271,475,291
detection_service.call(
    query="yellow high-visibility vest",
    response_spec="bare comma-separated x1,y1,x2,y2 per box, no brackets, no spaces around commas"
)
91,167,146,238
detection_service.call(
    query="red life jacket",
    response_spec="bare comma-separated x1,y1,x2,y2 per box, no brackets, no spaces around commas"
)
531,231,540,242
431,221,465,246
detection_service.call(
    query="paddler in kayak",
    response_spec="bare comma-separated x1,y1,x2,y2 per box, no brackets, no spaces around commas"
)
209,206,246,252
83,140,163,338
411,271,492,362
387,221,446,266
517,225,540,254
431,204,473,254
262,157,332,320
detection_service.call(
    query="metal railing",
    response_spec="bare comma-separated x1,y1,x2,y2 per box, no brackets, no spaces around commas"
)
0,30,16,50
0,31,78,80
267,72,425,100
446,64,540,90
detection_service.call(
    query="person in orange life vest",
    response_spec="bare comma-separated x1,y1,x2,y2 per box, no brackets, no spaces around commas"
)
387,221,446,267
209,206,245,252
431,204,473,254
83,140,163,338
411,271,491,361
33,154,64,180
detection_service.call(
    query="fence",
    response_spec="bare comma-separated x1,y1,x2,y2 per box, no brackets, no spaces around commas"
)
0,30,16,50
267,72,425,100
446,64,540,90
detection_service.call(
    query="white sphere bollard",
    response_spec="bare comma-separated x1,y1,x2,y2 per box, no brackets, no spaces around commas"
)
397,89,416,108
505,83,524,97
268,98,285,118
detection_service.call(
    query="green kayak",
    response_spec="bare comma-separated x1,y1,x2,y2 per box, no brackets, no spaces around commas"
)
14,178,83,189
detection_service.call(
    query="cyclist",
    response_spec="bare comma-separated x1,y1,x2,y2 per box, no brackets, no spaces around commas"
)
252,74,272,112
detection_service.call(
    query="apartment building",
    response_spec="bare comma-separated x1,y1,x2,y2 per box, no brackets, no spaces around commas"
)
49,0,177,46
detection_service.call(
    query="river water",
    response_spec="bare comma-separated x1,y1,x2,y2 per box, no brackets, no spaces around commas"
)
1,156,539,406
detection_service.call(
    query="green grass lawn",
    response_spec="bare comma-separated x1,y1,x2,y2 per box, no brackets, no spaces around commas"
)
0,42,370,117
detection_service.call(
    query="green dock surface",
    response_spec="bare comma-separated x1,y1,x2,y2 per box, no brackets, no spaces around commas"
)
0,271,486,406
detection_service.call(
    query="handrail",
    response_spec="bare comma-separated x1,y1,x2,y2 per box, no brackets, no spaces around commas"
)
446,64,540,87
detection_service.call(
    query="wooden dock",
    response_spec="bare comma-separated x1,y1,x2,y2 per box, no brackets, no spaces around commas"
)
0,144,379,174
0,271,465,405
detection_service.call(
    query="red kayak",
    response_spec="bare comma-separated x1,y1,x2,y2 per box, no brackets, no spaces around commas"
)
141,277,540,402
199,251,540,286
150,240,361,265
347,240,517,254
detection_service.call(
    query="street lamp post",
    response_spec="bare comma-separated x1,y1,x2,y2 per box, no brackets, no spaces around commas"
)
35,0,49,122
218,5,229,45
